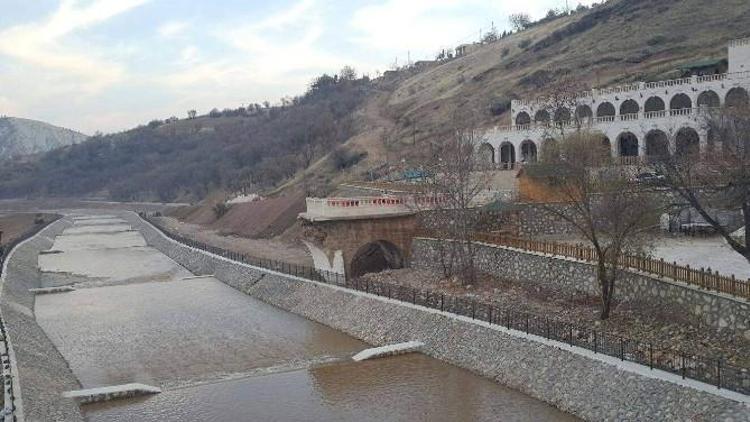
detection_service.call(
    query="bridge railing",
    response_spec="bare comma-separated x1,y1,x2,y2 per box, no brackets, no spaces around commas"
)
304,195,450,218
142,213,750,396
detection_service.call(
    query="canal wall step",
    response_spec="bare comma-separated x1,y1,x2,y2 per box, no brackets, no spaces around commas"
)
63,383,161,404
352,341,424,362
29,286,75,295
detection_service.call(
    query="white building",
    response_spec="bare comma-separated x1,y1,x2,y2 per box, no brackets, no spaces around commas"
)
481,38,750,167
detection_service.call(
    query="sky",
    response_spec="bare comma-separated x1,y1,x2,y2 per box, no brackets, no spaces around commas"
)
0,0,597,134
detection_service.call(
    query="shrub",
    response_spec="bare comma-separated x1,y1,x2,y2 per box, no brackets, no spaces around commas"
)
331,147,367,170
518,39,532,49
212,203,231,218
489,98,512,116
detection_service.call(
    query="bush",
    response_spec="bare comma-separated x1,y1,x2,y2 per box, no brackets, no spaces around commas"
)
489,98,512,116
212,203,231,218
518,39,532,49
331,147,367,170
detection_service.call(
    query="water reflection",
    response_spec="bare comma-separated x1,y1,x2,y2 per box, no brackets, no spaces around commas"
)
84,354,576,422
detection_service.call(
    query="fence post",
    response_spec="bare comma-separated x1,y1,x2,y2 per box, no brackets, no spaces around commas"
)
619,338,624,361
488,306,492,324
681,354,686,379
717,359,722,389
471,301,476,319
440,294,444,311
594,331,597,354
649,343,653,370
731,274,736,295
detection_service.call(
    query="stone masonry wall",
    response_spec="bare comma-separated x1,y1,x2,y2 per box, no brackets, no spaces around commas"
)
1,217,85,422
124,212,750,421
412,238,750,336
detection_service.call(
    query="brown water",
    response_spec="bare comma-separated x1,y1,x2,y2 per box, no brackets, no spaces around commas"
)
34,215,577,421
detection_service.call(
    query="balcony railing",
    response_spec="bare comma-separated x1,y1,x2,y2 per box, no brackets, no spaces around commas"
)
512,70,750,111
495,107,717,135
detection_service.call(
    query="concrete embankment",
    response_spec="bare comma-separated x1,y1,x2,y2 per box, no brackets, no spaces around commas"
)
1,217,85,422
126,212,750,422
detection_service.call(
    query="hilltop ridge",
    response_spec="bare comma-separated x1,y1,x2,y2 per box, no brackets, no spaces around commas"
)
1,0,750,202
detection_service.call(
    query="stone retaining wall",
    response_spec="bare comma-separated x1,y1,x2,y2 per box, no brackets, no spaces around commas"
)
126,213,750,421
412,238,750,336
1,217,84,422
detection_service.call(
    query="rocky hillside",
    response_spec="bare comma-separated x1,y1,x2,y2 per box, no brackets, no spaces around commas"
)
1,0,749,201
0,117,86,158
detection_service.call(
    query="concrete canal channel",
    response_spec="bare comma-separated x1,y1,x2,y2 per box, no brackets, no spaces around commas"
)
8,213,575,421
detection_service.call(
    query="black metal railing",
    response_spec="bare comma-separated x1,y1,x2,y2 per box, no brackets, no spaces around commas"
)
0,215,62,420
143,213,750,396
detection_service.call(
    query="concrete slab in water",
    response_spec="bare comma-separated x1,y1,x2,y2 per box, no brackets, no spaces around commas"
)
63,225,132,235
51,231,146,252
29,286,75,295
38,246,192,283
352,341,424,361
64,383,161,404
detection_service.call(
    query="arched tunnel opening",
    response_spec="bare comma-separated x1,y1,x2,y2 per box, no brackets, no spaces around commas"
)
350,240,404,278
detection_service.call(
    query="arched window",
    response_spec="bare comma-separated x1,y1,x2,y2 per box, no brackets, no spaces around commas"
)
520,140,537,163
645,130,669,159
554,107,571,123
675,127,700,157
534,110,550,124
644,96,665,113
596,102,615,117
478,143,495,164
726,87,750,108
670,93,692,111
575,105,593,121
697,90,720,108
499,142,516,166
599,135,612,161
618,132,639,157
515,112,531,126
619,99,640,116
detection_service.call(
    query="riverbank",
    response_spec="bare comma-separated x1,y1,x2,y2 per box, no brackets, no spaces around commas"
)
129,212,750,421
0,216,85,421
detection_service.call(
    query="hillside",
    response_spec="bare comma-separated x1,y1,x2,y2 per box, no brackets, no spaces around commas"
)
0,0,749,202
0,117,86,158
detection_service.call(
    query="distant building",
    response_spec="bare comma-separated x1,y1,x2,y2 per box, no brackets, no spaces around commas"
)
480,38,750,168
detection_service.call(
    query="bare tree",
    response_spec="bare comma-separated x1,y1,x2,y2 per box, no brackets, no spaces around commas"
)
537,131,660,319
415,130,493,284
339,65,357,81
509,13,532,31
187,109,197,119
654,105,750,263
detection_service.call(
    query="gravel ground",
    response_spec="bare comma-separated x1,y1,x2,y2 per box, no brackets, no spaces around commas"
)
155,216,312,266
360,268,750,367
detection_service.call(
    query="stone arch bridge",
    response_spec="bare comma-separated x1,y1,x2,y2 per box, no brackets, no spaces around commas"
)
299,197,423,280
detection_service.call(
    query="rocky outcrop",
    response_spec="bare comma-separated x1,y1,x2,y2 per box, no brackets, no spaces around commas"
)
0,117,86,158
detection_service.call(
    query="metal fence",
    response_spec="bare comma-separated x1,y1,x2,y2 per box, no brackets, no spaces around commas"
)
0,216,61,421
466,232,750,301
144,214,750,396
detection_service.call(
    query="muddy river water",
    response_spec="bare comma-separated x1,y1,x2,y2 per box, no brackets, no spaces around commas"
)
34,214,576,421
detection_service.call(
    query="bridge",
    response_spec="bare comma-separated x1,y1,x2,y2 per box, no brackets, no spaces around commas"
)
299,196,438,279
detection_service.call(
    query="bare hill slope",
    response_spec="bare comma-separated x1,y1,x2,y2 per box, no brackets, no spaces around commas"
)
0,117,86,158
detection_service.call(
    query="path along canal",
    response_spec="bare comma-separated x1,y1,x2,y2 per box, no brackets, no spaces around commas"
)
33,213,576,421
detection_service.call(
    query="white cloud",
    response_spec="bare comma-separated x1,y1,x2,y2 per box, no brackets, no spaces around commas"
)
0,0,149,94
350,0,480,54
158,21,189,38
